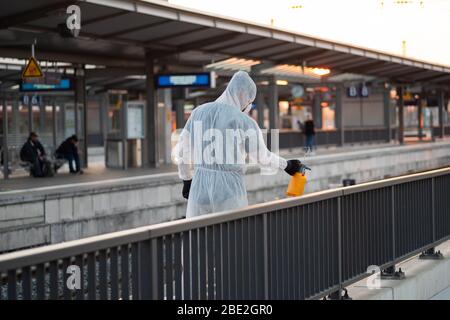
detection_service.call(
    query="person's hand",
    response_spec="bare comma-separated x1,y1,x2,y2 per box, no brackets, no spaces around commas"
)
182,180,192,199
284,159,302,176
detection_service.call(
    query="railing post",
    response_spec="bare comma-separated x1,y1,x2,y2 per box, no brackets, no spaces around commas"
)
326,196,352,300
138,240,152,299
419,178,444,260
263,213,269,300
431,177,436,242
381,185,405,280
391,185,396,260
337,196,342,297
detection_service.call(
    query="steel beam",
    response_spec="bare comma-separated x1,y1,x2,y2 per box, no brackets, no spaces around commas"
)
0,1,74,29
273,48,327,64
0,47,145,68
102,20,172,38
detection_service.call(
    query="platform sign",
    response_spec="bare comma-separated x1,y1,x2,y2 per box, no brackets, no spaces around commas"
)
360,84,369,97
347,84,370,98
31,95,40,105
20,79,72,92
347,85,358,98
155,72,215,88
22,95,29,105
22,57,43,78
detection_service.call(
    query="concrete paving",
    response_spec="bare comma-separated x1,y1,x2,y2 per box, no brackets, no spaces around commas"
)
348,239,450,300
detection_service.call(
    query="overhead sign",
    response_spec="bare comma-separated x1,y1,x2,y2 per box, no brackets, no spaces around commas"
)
22,57,43,78
20,79,72,92
155,72,215,88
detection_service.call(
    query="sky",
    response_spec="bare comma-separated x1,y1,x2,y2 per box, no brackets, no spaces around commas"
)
168,0,450,67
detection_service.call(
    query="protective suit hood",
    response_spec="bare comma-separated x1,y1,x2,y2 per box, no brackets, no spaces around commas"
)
215,71,256,112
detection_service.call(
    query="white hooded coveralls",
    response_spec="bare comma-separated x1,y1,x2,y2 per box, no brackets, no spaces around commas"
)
175,71,287,218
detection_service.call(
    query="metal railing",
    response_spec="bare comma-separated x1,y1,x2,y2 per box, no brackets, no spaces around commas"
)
1,167,450,300
278,127,395,149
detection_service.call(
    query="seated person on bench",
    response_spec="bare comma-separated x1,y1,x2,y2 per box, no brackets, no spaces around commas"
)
20,132,52,177
55,135,83,174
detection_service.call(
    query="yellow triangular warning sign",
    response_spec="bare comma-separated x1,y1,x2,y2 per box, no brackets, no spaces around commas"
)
22,57,43,78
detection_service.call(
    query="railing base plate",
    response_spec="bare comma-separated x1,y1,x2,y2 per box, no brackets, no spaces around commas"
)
381,267,405,280
419,249,444,260
325,288,352,300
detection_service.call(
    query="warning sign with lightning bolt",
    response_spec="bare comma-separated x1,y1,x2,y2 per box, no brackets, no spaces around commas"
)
22,57,43,78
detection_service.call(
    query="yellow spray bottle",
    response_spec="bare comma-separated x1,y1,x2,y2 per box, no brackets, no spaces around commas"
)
286,163,311,197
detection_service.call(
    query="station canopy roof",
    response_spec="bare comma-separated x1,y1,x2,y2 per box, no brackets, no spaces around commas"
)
1,0,450,91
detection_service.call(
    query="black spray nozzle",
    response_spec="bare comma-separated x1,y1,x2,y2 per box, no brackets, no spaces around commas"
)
299,163,311,174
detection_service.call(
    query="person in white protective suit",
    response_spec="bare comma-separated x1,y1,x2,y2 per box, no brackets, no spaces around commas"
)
174,71,302,218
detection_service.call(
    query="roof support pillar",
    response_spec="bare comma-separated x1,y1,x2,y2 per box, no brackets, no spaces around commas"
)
173,88,186,129
160,88,173,164
74,66,88,168
312,92,322,130
250,64,271,129
383,85,392,143
418,90,424,141
335,85,344,146
268,76,279,130
438,89,445,139
397,86,404,145
144,51,159,168
256,88,266,129
2,94,9,179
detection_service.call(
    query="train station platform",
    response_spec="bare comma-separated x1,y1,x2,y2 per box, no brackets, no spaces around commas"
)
0,139,418,192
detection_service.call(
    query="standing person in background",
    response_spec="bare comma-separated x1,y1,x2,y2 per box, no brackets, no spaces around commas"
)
303,114,316,153
55,135,83,174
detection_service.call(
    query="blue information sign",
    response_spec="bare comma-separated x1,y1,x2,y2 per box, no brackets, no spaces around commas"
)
155,73,213,88
20,79,72,92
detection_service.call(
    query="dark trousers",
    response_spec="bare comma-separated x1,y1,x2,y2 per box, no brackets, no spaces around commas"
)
305,134,316,151
31,158,44,177
57,152,80,173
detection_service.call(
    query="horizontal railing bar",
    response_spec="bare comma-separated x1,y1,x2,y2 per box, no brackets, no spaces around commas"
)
342,167,450,195
0,189,342,271
306,285,341,300
0,226,150,271
146,188,343,239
